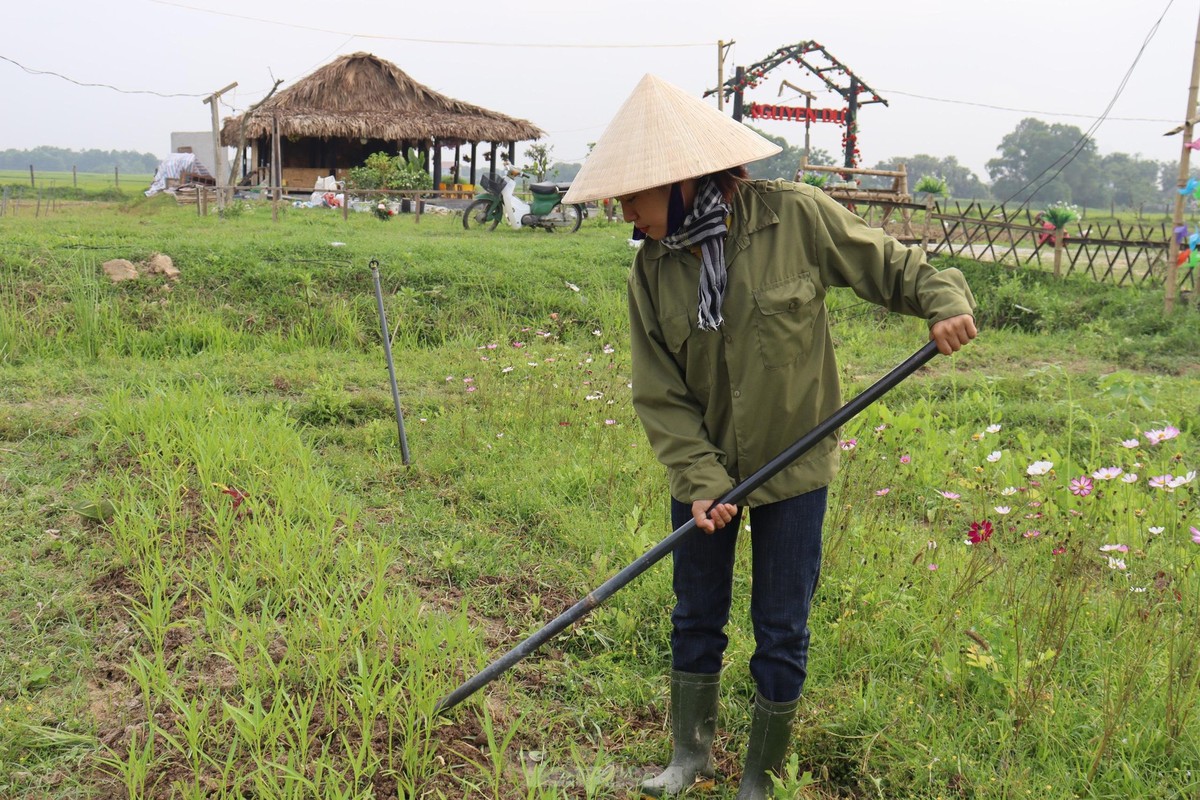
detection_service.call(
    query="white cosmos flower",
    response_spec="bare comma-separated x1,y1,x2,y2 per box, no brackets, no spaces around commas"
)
986,424,1002,434
1001,486,1019,496
1092,466,1123,481
986,451,1003,463
1027,461,1054,476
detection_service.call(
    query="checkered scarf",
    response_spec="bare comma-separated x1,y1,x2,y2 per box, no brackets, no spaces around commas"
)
659,177,731,331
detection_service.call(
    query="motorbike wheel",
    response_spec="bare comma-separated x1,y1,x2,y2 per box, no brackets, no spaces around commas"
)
463,198,501,231
547,203,584,233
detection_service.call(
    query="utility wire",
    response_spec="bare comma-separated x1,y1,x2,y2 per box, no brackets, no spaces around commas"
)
877,88,1175,124
149,0,710,48
0,54,207,97
997,0,1174,205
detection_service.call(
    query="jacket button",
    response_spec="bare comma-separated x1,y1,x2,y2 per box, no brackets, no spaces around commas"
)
788,300,798,311
733,390,741,398
724,334,733,344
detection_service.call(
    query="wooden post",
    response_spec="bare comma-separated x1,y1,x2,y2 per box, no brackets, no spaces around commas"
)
35,187,41,218
115,166,119,187
203,81,238,212
1053,225,1065,278
29,165,34,188
1166,7,1200,313
1,186,8,217
469,142,478,187
72,166,77,188
922,194,936,252
271,115,281,223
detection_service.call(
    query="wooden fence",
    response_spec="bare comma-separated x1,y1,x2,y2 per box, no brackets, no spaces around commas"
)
831,195,1196,294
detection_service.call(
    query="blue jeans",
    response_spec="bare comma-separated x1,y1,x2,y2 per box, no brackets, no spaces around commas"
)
669,487,827,703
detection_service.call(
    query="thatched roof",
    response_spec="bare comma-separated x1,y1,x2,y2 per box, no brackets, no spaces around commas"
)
220,52,544,145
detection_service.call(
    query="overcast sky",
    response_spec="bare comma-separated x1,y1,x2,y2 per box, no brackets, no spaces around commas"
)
4,0,1197,179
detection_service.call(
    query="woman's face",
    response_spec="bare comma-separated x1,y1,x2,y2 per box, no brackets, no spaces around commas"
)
617,184,673,240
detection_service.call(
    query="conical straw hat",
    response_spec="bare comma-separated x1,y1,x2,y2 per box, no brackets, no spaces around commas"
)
562,74,781,205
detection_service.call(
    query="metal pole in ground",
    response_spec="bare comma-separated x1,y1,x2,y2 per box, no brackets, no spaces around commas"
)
435,340,942,714
370,260,411,465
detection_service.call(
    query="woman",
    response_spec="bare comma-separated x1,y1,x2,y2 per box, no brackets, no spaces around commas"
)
562,75,976,799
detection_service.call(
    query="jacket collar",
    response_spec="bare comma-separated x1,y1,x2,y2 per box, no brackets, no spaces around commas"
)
638,180,780,265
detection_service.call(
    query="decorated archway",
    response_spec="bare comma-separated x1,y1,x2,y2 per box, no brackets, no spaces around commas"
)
705,41,887,169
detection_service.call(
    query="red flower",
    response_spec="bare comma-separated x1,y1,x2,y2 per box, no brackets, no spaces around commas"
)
967,520,993,544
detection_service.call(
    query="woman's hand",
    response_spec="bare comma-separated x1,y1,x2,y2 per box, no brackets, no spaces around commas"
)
692,500,738,534
930,314,978,355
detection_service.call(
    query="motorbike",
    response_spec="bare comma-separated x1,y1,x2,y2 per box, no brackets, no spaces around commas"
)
462,168,586,232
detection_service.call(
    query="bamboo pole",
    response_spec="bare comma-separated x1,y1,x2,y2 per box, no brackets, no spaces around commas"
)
1166,7,1200,313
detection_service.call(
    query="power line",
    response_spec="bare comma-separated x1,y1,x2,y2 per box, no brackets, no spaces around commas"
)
998,0,1175,205
0,54,207,97
877,88,1175,124
148,0,710,48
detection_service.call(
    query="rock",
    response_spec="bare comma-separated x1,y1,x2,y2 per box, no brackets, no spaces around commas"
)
101,259,138,283
146,253,180,281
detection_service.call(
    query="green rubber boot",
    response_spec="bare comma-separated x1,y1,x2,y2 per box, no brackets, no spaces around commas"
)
734,694,799,800
640,671,720,797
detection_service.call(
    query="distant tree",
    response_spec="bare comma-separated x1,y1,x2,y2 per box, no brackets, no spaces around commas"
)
523,143,553,181
0,146,159,172
1097,152,1163,210
744,126,835,181
547,162,582,182
986,118,1100,205
870,154,990,199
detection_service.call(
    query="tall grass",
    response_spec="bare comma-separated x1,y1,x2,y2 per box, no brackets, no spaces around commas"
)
0,202,1196,797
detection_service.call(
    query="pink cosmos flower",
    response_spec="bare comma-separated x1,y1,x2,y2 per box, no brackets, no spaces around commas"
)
928,563,939,571
940,490,961,500
1145,426,1181,445
875,424,888,432
1023,530,1042,539
1168,471,1197,488
1191,526,1200,544
1149,475,1171,490
967,520,993,544
1121,439,1140,449
839,438,858,450
1069,476,1094,497
1052,545,1066,556
604,419,616,425
875,488,891,496
1107,557,1127,571
1092,467,1123,481
900,454,911,464
1099,544,1129,553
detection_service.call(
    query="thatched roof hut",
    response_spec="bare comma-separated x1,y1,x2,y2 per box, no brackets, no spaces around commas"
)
220,52,544,191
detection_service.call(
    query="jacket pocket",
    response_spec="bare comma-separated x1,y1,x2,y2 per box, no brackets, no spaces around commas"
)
660,309,693,354
752,273,818,369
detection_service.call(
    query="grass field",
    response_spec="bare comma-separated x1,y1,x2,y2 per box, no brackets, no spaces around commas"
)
0,169,155,201
1,199,1198,798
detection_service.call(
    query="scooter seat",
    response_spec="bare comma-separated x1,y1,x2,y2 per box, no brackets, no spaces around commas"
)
530,182,572,195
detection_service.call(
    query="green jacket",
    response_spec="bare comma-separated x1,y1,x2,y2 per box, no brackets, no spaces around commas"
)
627,179,976,507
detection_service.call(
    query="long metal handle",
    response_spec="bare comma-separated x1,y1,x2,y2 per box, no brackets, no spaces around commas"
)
371,261,411,466
435,340,941,714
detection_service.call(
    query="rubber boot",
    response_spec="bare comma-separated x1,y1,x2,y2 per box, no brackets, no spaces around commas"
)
640,670,720,797
734,693,799,800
